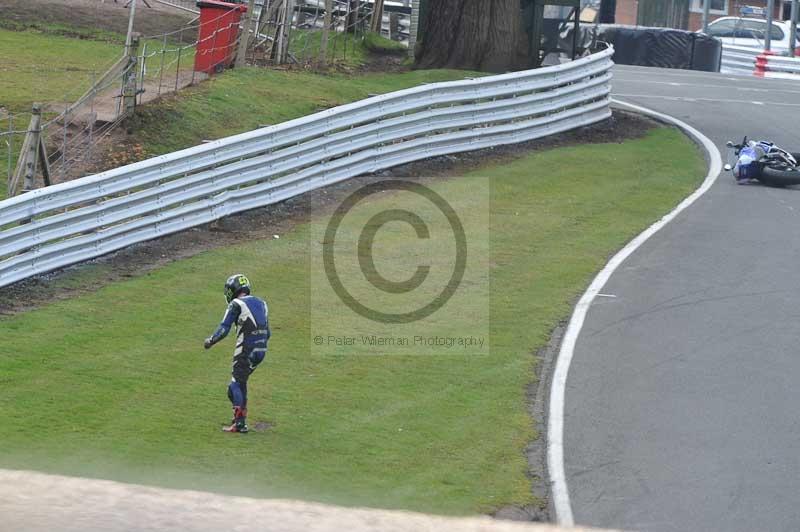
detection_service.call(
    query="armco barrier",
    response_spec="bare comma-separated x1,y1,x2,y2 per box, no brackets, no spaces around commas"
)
755,53,800,79
0,47,615,289
722,44,800,79
720,44,760,75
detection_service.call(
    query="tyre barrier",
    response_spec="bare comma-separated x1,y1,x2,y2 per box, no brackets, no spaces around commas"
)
597,25,721,72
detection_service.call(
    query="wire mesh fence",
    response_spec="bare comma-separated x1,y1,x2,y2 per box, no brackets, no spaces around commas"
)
245,0,412,67
3,5,246,197
3,1,415,197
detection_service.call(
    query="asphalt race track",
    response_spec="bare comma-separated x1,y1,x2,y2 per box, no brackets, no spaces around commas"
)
563,65,800,531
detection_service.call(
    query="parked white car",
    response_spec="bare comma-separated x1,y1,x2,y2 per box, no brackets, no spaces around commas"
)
706,17,799,52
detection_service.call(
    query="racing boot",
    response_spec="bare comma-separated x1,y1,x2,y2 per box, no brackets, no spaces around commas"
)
223,406,248,433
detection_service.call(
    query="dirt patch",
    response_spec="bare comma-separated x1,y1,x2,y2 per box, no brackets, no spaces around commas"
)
494,506,548,522
357,53,410,74
0,110,657,316
252,421,276,432
0,0,197,40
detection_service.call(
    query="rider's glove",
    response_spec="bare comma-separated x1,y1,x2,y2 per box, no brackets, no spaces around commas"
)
204,337,214,350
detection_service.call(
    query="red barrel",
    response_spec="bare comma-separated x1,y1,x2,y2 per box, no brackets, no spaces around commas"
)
194,1,248,75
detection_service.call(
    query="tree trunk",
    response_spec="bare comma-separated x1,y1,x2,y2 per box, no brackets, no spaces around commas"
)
415,0,523,72
371,0,385,33
347,0,360,33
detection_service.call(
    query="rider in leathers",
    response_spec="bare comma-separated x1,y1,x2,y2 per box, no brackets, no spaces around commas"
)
204,274,270,433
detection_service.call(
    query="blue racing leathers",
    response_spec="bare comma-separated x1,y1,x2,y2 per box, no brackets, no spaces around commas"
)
206,295,270,408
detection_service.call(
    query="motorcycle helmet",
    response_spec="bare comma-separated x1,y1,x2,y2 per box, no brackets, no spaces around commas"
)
224,274,251,303
733,146,760,182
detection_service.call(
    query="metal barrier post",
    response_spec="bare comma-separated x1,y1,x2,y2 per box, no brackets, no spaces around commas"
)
408,0,419,58
158,33,167,94
765,0,775,51
791,0,798,57
138,42,148,104
701,0,710,33
6,114,12,186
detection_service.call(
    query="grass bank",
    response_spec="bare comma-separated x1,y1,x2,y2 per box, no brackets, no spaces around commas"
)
0,28,121,112
285,29,407,69
130,67,475,157
0,28,122,198
0,23,466,198
0,126,706,515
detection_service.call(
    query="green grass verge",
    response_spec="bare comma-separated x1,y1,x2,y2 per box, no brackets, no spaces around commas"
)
286,29,406,67
289,29,369,68
0,28,122,111
363,31,407,54
0,18,125,44
0,126,706,514
131,66,477,157
0,28,123,199
0,23,466,198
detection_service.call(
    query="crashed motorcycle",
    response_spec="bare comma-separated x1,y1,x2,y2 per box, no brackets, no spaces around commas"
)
724,137,800,187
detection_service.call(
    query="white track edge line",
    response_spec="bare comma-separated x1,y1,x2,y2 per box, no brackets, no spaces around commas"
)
547,98,723,526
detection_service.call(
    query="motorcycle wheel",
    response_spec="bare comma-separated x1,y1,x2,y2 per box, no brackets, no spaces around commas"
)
761,165,800,187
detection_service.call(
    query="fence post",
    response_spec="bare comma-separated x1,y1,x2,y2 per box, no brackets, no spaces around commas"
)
139,42,148,104
157,33,167,95
319,0,333,66
284,0,296,60
123,34,141,119
21,105,42,193
235,0,257,67
275,0,287,63
10,104,44,196
6,114,12,187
